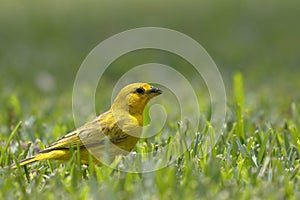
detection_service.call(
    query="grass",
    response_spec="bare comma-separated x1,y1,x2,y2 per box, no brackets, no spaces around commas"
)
0,73,299,199
1,0,300,199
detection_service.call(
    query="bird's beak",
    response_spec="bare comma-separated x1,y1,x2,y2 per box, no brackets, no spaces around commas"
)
148,86,162,95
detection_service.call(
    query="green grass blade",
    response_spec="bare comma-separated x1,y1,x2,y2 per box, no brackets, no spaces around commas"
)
236,138,257,167
0,121,22,165
257,128,272,164
233,72,245,142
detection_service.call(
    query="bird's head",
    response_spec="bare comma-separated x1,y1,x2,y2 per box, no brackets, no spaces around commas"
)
111,83,162,117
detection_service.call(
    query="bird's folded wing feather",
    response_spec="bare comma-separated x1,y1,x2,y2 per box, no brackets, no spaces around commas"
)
39,119,128,153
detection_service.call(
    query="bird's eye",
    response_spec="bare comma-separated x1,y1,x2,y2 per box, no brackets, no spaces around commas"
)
136,87,145,94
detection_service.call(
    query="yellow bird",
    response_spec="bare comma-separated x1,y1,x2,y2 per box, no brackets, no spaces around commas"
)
12,83,162,168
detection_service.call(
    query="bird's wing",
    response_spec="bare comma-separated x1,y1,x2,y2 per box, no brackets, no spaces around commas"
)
39,113,129,153
39,119,105,152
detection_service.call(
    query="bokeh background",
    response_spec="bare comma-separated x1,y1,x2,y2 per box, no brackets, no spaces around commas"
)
1,0,300,129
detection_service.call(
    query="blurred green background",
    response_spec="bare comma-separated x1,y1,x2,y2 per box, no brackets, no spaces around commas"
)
1,0,300,119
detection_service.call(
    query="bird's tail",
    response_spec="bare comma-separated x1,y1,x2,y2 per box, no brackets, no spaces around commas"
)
11,155,40,169
10,149,71,169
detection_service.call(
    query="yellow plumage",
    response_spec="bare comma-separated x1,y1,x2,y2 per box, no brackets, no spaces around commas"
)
12,83,162,168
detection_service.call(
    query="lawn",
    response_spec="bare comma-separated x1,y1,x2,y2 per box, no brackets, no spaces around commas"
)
0,1,300,199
